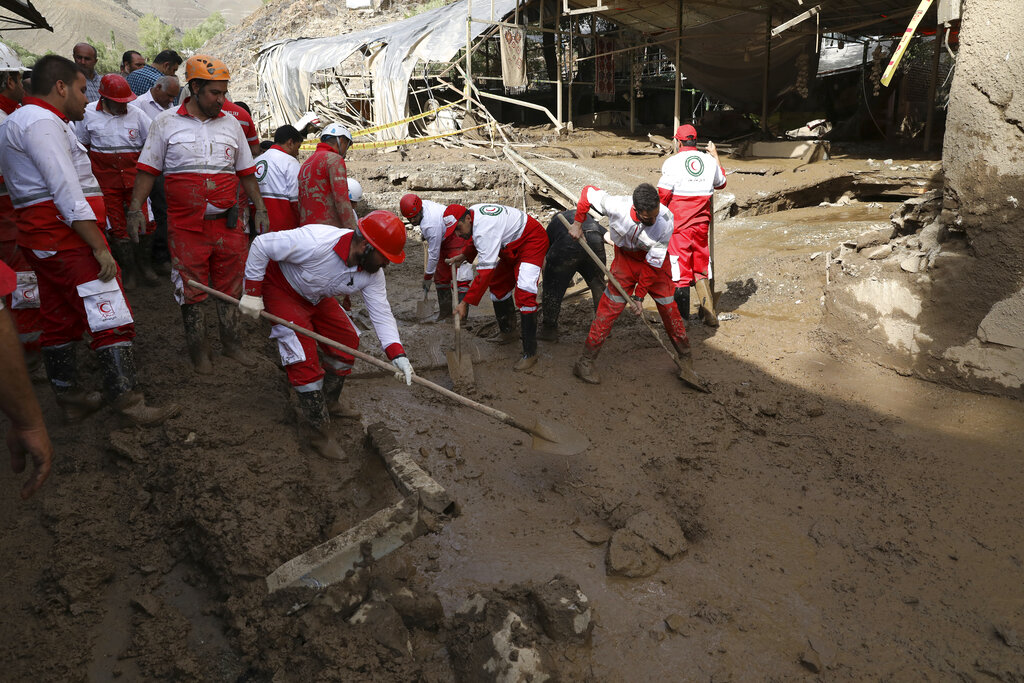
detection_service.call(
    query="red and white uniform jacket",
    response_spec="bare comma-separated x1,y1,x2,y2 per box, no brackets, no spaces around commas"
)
222,100,259,150
75,102,152,191
0,98,104,251
656,148,726,229
461,203,531,304
244,224,406,359
574,186,672,268
418,199,449,276
253,145,299,232
297,143,355,230
136,101,256,232
0,95,20,244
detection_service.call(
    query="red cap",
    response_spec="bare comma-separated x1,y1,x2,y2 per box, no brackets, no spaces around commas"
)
99,74,137,103
443,204,468,229
674,124,697,146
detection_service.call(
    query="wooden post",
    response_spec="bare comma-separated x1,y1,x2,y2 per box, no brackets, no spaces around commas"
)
629,45,636,134
466,0,473,113
555,2,564,133
760,7,772,134
673,0,682,130
567,15,573,133
923,23,944,152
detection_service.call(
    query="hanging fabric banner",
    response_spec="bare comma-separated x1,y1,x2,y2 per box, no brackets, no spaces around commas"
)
595,37,616,102
500,25,528,94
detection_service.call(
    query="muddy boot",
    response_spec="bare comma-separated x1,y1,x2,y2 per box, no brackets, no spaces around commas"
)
41,343,103,423
180,304,213,374
296,389,346,461
674,286,691,322
135,234,160,287
434,286,453,322
97,344,180,425
111,239,138,291
514,312,538,371
491,297,519,345
694,279,719,328
671,340,709,392
573,344,601,384
216,301,257,367
323,374,362,420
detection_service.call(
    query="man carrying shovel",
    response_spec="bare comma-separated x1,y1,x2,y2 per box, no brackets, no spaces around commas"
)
237,211,415,461
399,193,472,321
568,183,697,385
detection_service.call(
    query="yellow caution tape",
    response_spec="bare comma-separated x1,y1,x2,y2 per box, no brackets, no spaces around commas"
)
880,0,935,87
300,121,493,152
351,99,465,138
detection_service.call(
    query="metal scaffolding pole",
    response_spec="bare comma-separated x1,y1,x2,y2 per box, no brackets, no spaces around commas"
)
556,2,564,132
466,0,474,113
760,8,772,134
674,1,682,130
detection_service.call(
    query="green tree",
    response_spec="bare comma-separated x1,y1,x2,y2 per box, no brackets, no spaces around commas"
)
86,31,128,74
138,14,181,57
180,12,226,53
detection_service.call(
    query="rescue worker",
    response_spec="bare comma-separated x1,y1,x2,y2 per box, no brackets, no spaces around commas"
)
0,43,42,369
128,55,269,374
75,74,157,290
223,98,261,158
657,124,726,327
238,211,414,461
252,125,302,233
297,123,356,231
399,192,472,321
0,55,178,424
568,183,696,384
539,208,606,342
447,203,549,371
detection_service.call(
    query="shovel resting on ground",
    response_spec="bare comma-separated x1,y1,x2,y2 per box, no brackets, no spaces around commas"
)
446,312,475,386
190,281,588,456
416,242,433,318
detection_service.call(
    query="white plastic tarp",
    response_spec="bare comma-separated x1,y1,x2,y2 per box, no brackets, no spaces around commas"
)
256,0,518,139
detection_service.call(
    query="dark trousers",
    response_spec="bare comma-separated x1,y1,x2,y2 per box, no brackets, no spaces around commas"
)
541,231,606,330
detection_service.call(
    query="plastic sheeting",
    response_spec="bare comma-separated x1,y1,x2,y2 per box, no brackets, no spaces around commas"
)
256,0,518,140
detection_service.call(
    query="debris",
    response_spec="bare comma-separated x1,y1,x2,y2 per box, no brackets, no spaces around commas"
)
856,226,895,250
863,244,893,260
573,523,613,545
664,613,690,635
799,649,823,673
623,510,688,559
606,529,661,578
531,576,593,642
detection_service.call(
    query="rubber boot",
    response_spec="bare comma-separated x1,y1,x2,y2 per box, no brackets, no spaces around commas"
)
111,239,138,291
216,301,257,367
41,343,102,423
296,390,346,461
180,304,213,374
491,297,519,345
694,279,719,328
573,344,601,384
136,234,160,286
324,374,362,420
97,344,180,426
513,312,538,371
674,286,691,322
671,338,708,392
433,286,453,322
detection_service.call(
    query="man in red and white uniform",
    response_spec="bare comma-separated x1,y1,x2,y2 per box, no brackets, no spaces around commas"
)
568,183,697,385
252,124,302,233
76,74,157,289
0,56,177,425
657,124,726,327
399,193,472,321
447,202,549,371
297,123,357,231
222,99,261,158
0,43,42,369
128,55,268,374
238,211,413,461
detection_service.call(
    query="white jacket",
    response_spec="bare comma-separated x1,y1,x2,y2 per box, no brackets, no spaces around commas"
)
578,187,672,267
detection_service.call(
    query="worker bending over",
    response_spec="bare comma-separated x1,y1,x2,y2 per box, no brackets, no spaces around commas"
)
400,193,472,321
539,208,606,342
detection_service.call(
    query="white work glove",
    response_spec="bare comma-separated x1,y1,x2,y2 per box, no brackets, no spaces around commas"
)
126,209,145,243
392,356,414,385
238,294,265,319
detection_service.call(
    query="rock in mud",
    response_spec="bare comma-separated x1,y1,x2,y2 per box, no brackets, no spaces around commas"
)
530,575,593,642
863,244,893,260
382,583,446,631
348,599,412,656
624,510,688,559
573,522,612,545
856,227,895,250
606,529,661,578
799,649,823,673
665,613,690,636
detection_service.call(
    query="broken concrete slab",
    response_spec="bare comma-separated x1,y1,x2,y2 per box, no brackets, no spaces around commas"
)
978,287,1024,350
900,255,926,273
531,576,593,643
857,226,896,250
863,244,893,260
367,422,455,514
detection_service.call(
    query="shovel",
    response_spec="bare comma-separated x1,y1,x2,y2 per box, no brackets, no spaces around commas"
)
446,312,475,386
555,214,711,393
416,242,433,318
191,281,588,456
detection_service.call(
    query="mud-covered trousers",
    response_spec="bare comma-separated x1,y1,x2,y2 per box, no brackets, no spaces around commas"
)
170,215,248,305
542,210,606,328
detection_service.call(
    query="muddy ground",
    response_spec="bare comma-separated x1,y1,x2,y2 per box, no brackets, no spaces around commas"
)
1,129,1022,681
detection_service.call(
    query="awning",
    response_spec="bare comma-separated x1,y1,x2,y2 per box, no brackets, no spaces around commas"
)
0,0,51,31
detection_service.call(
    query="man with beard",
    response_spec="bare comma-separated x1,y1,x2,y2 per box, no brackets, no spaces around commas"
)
238,211,414,461
128,55,268,374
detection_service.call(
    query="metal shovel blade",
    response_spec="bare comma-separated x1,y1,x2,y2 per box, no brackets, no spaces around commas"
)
529,419,590,456
446,349,475,386
416,295,432,319
676,357,712,394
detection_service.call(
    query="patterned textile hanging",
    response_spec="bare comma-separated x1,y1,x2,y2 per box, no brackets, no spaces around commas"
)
595,37,615,102
500,25,528,94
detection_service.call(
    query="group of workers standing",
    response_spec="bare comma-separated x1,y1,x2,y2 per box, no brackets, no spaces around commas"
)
0,44,725,495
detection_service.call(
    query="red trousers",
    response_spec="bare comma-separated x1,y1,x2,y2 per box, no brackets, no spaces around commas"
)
24,246,135,350
435,231,470,292
169,217,248,305
667,222,710,288
466,217,548,313
0,239,42,352
585,246,689,352
102,185,153,241
263,262,358,390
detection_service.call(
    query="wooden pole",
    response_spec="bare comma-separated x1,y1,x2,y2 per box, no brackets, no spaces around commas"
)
673,0,682,130
555,2,564,133
760,7,772,134
466,0,473,113
923,22,944,152
567,15,574,133
629,47,636,134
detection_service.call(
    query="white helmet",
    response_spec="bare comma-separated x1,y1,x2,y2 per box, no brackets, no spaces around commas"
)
321,122,352,142
0,43,28,73
348,178,363,203
293,110,320,131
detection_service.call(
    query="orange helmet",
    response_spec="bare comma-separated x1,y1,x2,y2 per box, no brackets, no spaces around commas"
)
185,55,230,82
399,193,422,219
99,74,136,103
358,210,407,264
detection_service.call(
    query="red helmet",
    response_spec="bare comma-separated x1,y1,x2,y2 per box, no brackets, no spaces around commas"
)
358,210,407,264
99,74,137,103
399,193,422,219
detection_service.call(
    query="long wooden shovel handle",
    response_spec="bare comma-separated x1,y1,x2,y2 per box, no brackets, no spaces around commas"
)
454,308,462,360
189,280,537,436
